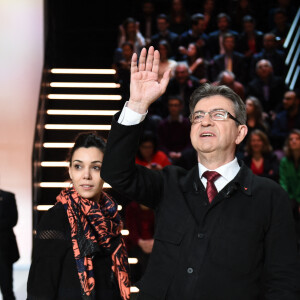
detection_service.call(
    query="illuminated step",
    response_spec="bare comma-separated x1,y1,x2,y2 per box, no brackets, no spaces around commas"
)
121,229,129,236
43,142,74,148
44,124,111,130
47,109,118,116
128,258,138,264
130,287,139,293
41,161,69,167
37,204,122,211
39,182,111,188
50,82,120,88
51,68,116,75
48,94,122,100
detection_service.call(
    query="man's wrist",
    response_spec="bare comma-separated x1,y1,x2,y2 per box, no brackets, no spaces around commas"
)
127,100,149,114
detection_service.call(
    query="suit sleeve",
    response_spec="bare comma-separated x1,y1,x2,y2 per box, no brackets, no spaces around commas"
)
101,113,164,210
27,205,70,300
0,192,18,229
263,183,300,299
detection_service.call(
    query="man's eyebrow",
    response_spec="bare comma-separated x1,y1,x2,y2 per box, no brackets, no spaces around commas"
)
193,108,225,113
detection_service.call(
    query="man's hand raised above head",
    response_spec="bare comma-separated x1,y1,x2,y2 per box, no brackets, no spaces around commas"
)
128,46,170,114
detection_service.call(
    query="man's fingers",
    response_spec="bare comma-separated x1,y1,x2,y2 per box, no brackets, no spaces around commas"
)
160,68,171,92
152,49,160,74
138,48,147,71
131,53,138,74
145,46,155,71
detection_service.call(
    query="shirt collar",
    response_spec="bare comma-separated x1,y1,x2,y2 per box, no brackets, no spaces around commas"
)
198,157,240,182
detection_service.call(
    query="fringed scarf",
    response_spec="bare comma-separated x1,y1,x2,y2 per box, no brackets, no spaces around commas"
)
56,187,130,300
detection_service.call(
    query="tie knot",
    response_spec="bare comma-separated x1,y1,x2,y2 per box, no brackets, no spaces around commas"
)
203,171,221,183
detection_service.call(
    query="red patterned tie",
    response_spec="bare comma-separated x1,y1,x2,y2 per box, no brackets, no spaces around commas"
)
203,171,221,203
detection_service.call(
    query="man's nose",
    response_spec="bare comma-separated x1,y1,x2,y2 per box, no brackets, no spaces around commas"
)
200,113,213,126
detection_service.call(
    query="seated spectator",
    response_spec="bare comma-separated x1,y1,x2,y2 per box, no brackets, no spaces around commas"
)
271,90,300,150
124,201,155,283
247,59,286,116
211,33,246,83
112,42,133,104
207,13,238,58
136,131,171,169
201,0,217,34
250,33,285,79
135,0,157,46
213,70,245,100
178,13,208,60
243,129,279,182
183,42,209,82
167,0,190,35
158,96,191,162
117,17,146,56
163,62,200,117
157,40,177,82
280,130,300,236
150,14,179,58
271,8,291,50
237,15,263,81
230,0,255,32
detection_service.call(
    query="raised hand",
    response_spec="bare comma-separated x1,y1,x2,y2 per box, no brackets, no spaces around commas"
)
128,46,170,113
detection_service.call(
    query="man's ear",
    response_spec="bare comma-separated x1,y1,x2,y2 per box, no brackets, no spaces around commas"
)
235,124,248,145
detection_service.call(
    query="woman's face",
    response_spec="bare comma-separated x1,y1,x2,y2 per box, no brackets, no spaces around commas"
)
158,44,168,59
246,99,255,115
69,147,104,202
139,141,154,161
250,134,263,153
289,133,300,151
187,44,197,57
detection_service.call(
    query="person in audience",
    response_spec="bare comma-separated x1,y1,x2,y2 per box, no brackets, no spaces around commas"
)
27,133,130,300
0,189,19,300
280,129,300,239
150,14,179,58
117,17,146,56
157,40,177,82
124,201,155,283
250,33,285,79
163,62,200,117
136,131,171,169
247,59,286,116
243,129,279,182
158,96,191,162
271,90,300,150
237,15,263,81
213,70,245,100
101,47,300,299
167,0,190,35
230,0,255,32
184,42,209,82
201,0,217,33
178,13,208,60
207,13,238,58
211,33,246,83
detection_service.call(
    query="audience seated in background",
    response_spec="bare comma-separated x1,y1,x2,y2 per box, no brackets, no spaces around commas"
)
150,14,179,58
117,17,146,56
178,13,208,60
207,13,238,58
201,0,217,34
213,70,245,100
247,59,286,116
271,90,300,150
230,0,255,32
243,129,279,182
167,0,190,35
163,62,200,117
279,129,300,239
135,131,171,169
158,96,191,162
125,201,154,283
183,42,209,82
250,32,285,79
211,33,246,83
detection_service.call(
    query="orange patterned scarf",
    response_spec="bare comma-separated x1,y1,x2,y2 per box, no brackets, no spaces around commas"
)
56,187,130,300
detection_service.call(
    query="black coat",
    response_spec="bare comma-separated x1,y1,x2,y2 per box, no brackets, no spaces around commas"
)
101,114,300,300
0,189,19,263
27,202,121,300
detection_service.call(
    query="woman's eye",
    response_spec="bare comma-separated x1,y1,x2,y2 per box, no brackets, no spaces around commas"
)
93,166,101,171
74,164,81,169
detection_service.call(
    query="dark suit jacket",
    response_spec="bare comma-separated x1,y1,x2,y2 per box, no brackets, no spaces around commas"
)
210,51,246,83
101,114,300,300
0,189,19,263
150,31,179,57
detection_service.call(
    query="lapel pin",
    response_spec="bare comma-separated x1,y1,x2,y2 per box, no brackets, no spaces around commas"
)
244,187,248,190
